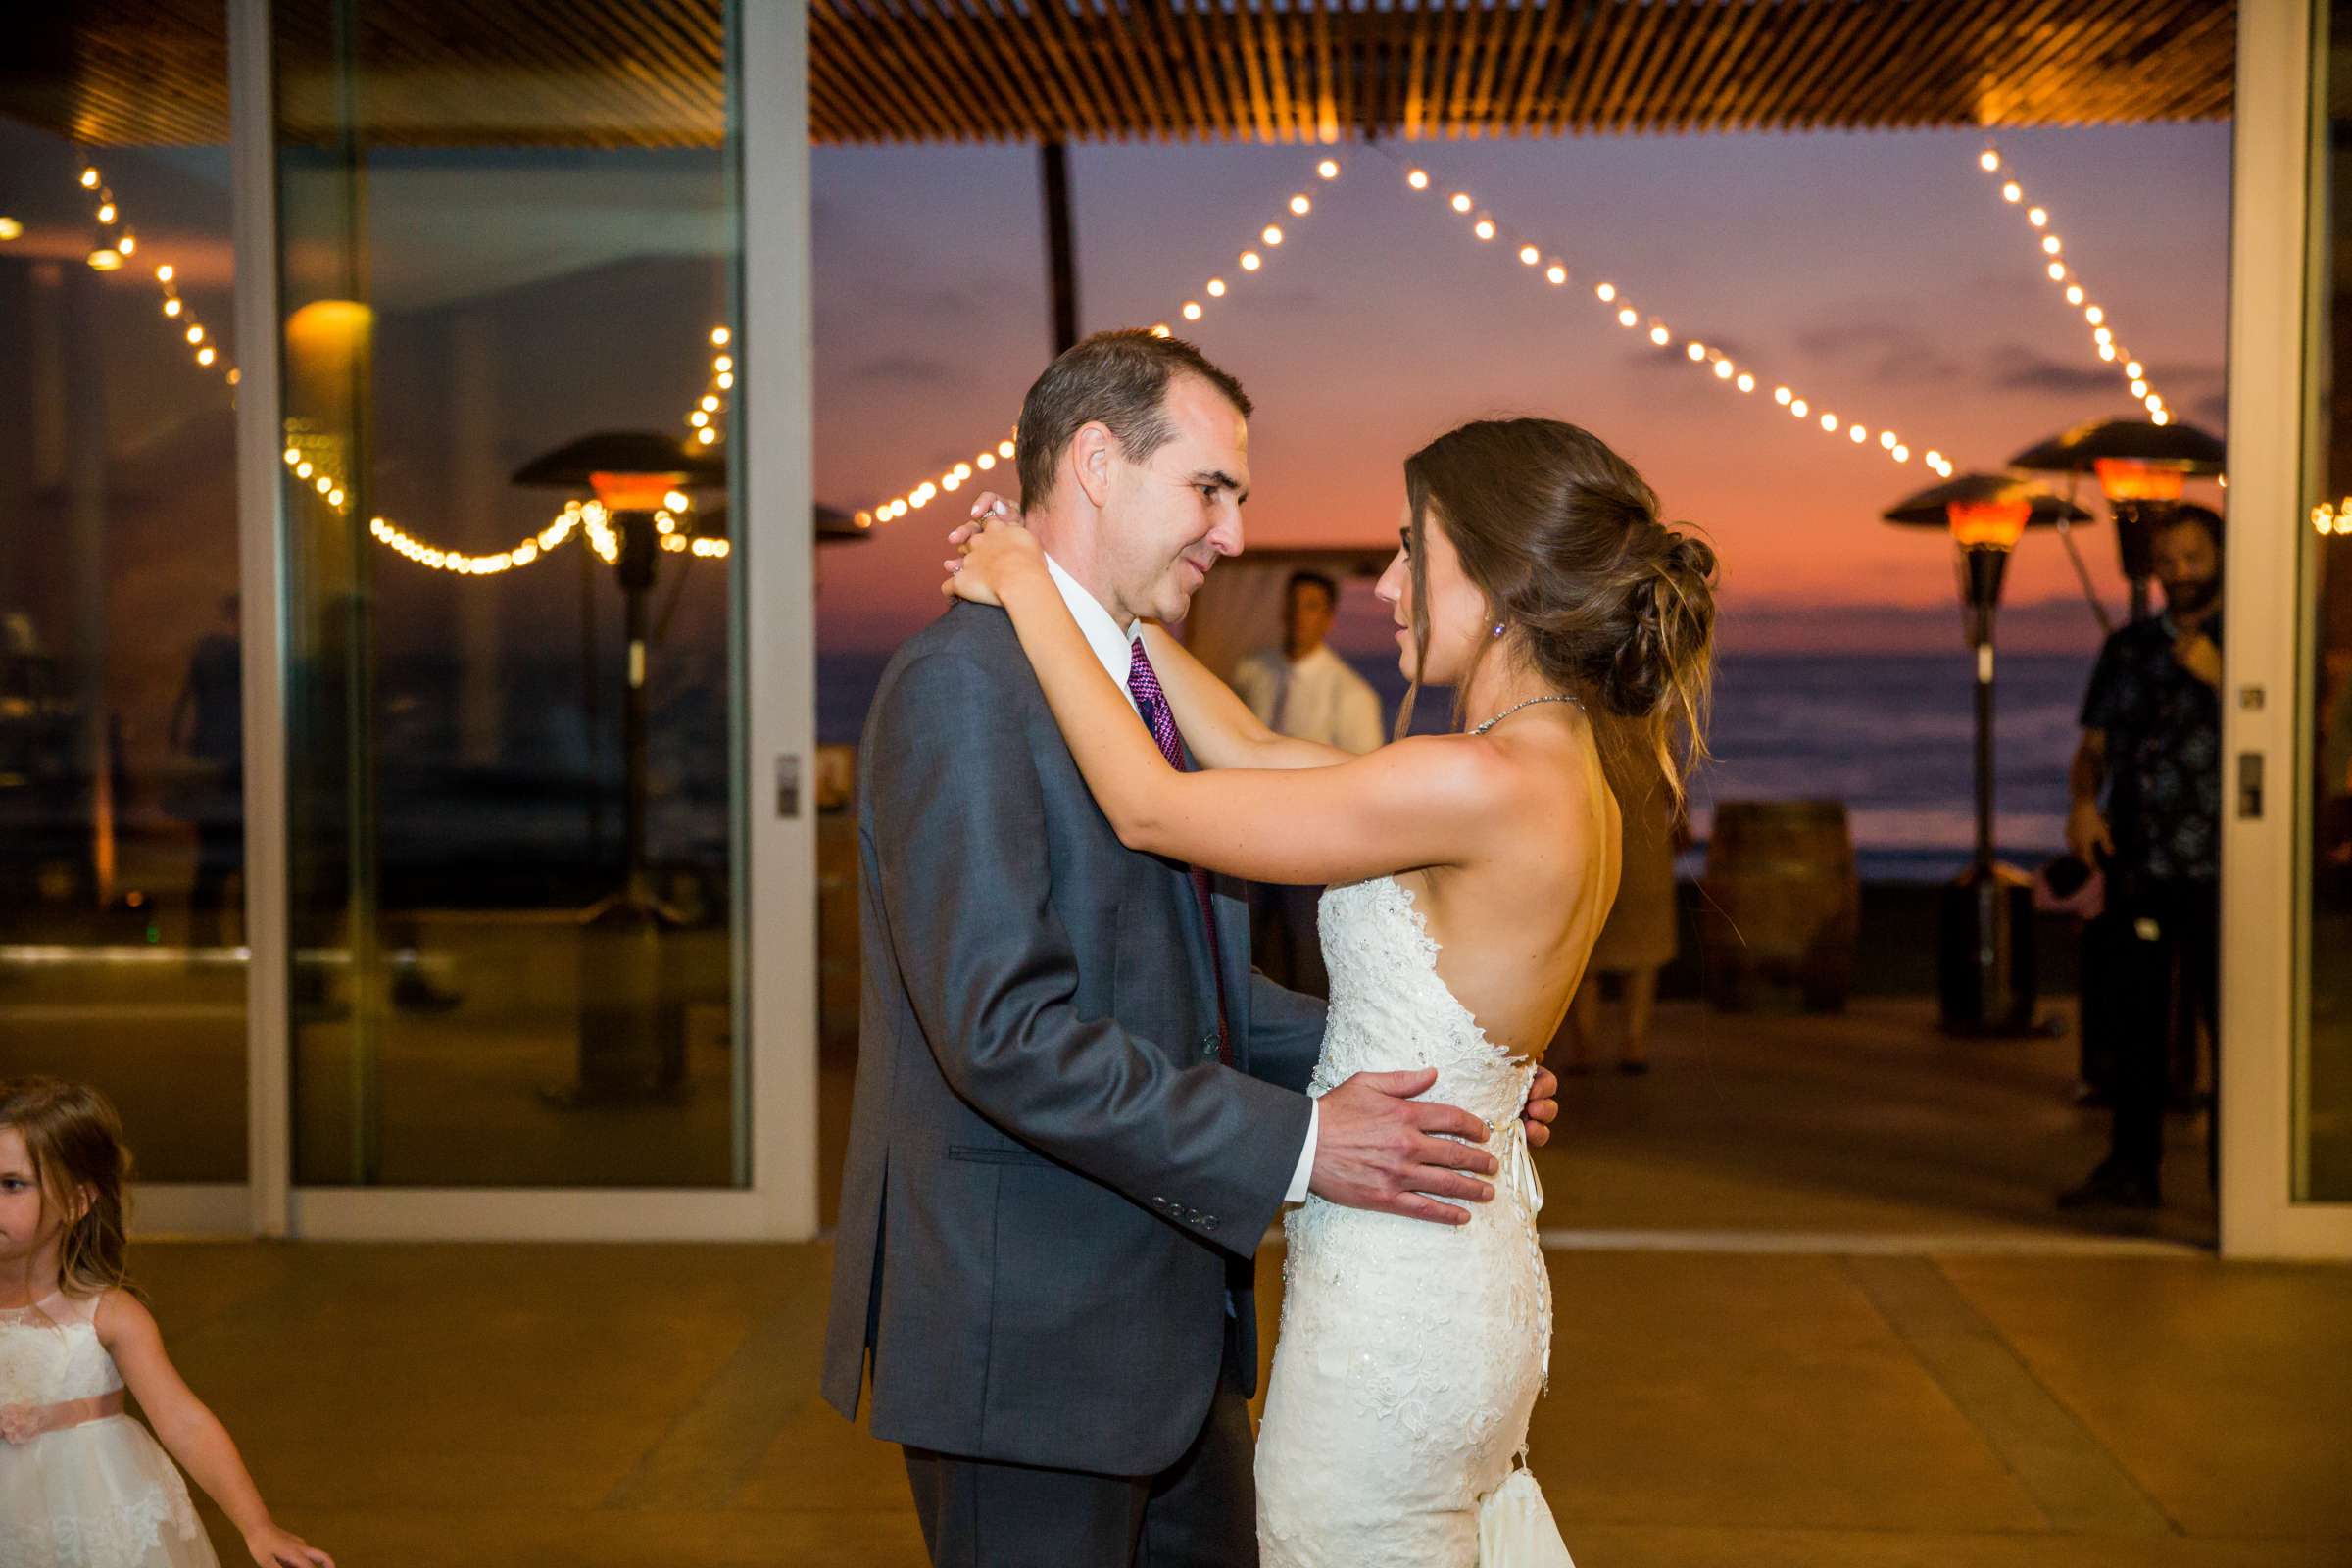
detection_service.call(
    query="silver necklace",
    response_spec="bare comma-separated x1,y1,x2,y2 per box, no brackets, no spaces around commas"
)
1470,692,1583,736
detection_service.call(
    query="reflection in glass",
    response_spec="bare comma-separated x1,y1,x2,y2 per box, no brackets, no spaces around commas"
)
0,18,248,1181
2308,0,2352,1200
273,2,744,1188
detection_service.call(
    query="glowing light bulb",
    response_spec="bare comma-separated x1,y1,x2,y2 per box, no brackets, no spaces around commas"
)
1892,445,1909,463
1714,360,1735,381
2125,360,2143,378
690,410,710,427
1317,159,1340,180
1473,219,1495,241
1241,251,1261,271
1450,193,1473,214
96,202,116,223
1686,341,1707,362
976,453,996,471
196,346,215,367
0,216,19,242
1519,244,1540,266
701,395,720,412
1407,170,1430,190
2047,262,2066,281
1182,301,1202,320
1925,450,1943,468
2094,326,2113,344
285,447,301,466
2152,410,2170,425
2041,235,2062,255
1596,282,1617,302
1774,387,1792,405
2099,343,2117,362
1791,399,1809,418
1979,150,2001,172
1648,324,1670,346
2131,378,2149,397
1737,373,1755,392
1261,224,1283,245
943,473,962,492
185,324,204,345
1821,413,1838,432
156,265,173,283
1290,195,1311,216
954,463,972,481
1617,308,1637,327
2002,181,2022,202
1151,322,1171,336
2066,285,2085,305
1879,430,1896,450
711,326,730,345
716,372,734,389
714,355,733,372
117,233,135,256
1545,264,1567,285
999,439,1017,459
1849,424,1867,444
164,298,181,317
316,475,332,495
2085,305,2104,324
80,167,100,189
1206,278,1226,297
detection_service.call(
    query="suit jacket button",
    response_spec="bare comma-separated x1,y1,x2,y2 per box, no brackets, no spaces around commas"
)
1200,1034,1220,1059
1203,1215,1218,1230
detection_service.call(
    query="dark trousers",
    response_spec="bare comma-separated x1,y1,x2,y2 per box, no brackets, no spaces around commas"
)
903,1355,1257,1568
2092,878,2220,1181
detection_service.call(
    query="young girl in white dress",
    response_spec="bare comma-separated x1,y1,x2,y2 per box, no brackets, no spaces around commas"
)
0,1078,331,1568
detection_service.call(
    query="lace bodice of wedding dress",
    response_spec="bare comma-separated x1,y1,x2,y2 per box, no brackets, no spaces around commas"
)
0,1292,219,1568
1256,875,1574,1568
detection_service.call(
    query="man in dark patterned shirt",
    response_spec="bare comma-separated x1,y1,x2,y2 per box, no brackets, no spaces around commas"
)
2060,505,2224,1210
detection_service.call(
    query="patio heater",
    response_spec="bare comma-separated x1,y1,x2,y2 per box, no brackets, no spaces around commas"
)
2009,419,2227,621
514,431,724,1105
1884,473,2091,1036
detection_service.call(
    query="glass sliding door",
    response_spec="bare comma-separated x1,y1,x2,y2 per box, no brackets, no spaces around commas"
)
270,0,757,1207
2221,0,2352,1256
0,4,250,1226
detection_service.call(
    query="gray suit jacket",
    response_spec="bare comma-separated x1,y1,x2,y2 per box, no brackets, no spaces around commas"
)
822,603,1326,1476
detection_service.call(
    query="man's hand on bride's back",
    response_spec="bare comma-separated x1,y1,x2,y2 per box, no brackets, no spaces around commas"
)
1310,1067,1497,1226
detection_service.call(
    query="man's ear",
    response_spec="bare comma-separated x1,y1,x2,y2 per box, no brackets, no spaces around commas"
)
1069,422,1116,511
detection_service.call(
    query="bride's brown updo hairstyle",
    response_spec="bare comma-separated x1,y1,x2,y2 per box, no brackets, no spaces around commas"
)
1399,417,1719,805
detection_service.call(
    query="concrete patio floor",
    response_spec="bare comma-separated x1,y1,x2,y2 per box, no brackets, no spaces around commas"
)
140,1239,2347,1567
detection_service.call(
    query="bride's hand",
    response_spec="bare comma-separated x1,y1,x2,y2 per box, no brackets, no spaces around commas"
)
942,493,1047,607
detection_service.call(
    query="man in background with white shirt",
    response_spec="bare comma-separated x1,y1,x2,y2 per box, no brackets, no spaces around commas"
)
1233,572,1386,994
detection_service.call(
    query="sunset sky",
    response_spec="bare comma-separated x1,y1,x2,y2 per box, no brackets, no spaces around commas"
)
810,122,2230,657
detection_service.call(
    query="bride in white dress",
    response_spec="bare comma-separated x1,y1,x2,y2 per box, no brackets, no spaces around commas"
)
947,415,1717,1565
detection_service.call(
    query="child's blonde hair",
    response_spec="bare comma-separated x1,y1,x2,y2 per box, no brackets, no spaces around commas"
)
0,1077,136,1298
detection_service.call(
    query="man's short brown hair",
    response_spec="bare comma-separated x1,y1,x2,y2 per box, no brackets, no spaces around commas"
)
1015,329,1251,509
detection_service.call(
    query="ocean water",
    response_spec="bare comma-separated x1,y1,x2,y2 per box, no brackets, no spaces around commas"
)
818,644,2086,882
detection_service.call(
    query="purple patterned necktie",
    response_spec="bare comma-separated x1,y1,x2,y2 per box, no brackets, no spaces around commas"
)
1127,639,1234,1068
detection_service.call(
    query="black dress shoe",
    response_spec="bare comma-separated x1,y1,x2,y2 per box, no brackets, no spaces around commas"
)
2057,1163,2161,1210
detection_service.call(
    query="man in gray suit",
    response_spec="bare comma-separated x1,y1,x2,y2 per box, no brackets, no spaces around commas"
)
823,330,1558,1566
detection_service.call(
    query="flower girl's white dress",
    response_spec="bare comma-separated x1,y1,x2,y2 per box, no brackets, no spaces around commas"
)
0,1291,219,1567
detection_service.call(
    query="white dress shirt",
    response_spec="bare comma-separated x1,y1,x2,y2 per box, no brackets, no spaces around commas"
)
1043,554,1320,1205
1233,642,1386,756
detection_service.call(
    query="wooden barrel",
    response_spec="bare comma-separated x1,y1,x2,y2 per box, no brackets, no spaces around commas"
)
1697,800,1860,1013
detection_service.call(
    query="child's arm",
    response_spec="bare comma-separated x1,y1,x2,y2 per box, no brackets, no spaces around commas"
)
98,1293,334,1568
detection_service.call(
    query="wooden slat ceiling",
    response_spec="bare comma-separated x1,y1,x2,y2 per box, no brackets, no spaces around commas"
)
7,0,2233,150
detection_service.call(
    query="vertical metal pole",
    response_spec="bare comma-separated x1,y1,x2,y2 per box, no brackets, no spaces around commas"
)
228,0,292,1237
1041,142,1080,355
741,0,818,1233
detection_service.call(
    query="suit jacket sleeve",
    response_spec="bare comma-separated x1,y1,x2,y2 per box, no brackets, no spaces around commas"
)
1244,970,1327,1096
869,649,1312,1256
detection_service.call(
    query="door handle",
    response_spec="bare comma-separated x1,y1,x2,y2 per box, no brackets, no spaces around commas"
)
2237,751,2264,820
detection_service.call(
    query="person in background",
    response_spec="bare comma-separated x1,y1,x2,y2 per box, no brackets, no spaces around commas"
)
1233,571,1387,994
169,594,243,952
1554,732,1685,1075
2060,503,2224,1211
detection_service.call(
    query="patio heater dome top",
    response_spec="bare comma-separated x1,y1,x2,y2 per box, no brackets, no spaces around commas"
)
1881,472,2093,529
511,430,726,490
2006,417,2226,476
